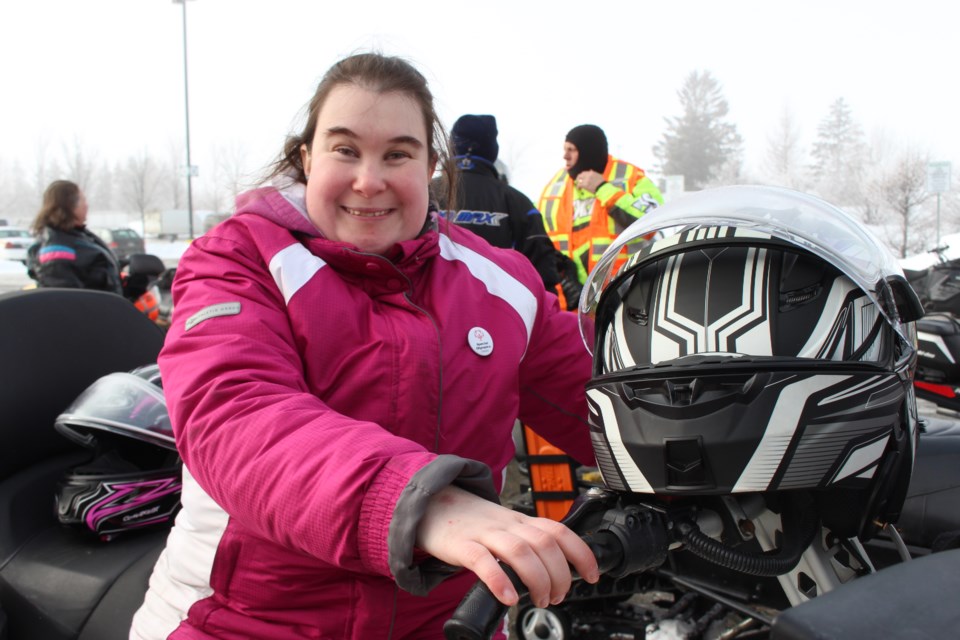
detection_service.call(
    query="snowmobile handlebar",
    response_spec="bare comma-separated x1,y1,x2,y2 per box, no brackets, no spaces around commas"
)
443,487,822,639
443,488,671,640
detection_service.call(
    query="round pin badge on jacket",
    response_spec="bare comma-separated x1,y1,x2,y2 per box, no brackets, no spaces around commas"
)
468,327,493,356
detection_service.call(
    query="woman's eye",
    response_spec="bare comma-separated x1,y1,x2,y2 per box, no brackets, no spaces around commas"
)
386,151,411,161
334,146,357,157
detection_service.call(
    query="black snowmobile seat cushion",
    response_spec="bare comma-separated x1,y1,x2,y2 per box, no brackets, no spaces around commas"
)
0,289,165,478
896,417,960,548
771,549,960,639
916,313,960,336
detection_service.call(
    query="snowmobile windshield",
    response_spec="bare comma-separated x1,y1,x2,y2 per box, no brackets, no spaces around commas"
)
55,372,173,450
579,185,919,354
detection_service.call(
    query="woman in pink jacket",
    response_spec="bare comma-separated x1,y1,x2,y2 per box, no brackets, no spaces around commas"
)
131,52,599,640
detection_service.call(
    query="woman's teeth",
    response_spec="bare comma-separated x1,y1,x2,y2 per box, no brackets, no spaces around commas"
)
345,208,389,218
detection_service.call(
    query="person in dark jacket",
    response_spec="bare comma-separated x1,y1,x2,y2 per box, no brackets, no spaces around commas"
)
433,114,560,291
29,180,122,294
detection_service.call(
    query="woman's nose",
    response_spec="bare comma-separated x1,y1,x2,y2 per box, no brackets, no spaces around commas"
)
352,160,387,196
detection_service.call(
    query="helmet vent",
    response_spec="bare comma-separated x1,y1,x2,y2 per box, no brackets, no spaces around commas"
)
781,284,822,311
665,438,709,488
626,306,649,326
664,379,702,405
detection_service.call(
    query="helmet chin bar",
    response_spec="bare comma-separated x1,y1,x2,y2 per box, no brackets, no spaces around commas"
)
585,360,913,540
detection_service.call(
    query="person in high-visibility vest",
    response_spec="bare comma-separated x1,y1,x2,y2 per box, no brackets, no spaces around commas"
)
538,125,663,308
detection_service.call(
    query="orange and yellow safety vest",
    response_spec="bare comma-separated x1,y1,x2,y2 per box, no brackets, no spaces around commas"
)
538,155,662,284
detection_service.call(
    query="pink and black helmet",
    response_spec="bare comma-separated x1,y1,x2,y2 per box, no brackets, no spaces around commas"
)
54,364,181,540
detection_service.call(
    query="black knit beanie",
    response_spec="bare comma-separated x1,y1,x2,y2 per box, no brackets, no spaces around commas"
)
451,115,499,163
565,124,608,179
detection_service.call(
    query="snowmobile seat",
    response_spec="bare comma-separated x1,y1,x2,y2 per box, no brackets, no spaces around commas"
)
0,288,165,479
916,314,960,383
895,416,960,549
0,289,167,639
902,266,928,282
916,312,960,337
771,549,960,639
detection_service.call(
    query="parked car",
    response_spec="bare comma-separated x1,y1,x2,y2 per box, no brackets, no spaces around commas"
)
0,227,35,263
92,228,146,262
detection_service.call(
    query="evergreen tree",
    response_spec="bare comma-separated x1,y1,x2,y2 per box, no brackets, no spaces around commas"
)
810,97,867,205
653,70,743,190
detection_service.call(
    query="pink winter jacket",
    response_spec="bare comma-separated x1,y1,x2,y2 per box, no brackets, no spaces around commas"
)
130,182,595,639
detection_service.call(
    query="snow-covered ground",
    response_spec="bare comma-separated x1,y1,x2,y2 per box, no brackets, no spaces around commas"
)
142,239,193,263
899,232,960,271
0,260,27,276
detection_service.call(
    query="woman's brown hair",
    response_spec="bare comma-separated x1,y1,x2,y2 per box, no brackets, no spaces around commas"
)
266,52,457,214
31,180,81,234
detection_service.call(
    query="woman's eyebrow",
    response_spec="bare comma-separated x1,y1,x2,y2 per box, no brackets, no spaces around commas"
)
325,126,423,148
389,135,424,148
325,126,358,138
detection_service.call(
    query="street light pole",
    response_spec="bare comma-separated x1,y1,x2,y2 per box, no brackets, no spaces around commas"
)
173,0,195,239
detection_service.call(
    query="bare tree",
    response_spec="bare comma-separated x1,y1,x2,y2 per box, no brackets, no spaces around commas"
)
32,137,59,203
61,135,101,197
856,129,901,225
0,159,26,222
214,140,253,209
879,150,931,257
940,175,960,240
117,149,162,231
762,104,806,189
199,144,226,214
165,138,186,210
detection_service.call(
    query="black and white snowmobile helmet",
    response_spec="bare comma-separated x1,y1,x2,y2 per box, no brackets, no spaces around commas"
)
579,185,924,539
54,364,181,540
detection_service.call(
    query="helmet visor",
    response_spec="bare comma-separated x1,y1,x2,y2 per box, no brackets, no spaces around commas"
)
56,372,174,450
580,186,917,353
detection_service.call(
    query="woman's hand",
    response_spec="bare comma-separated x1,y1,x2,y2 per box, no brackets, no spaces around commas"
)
416,485,599,608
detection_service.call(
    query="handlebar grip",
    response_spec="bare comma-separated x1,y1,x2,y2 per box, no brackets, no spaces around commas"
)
442,564,524,640
443,537,627,639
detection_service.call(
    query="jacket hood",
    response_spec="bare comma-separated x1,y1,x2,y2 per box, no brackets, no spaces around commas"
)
233,176,442,265
235,175,320,237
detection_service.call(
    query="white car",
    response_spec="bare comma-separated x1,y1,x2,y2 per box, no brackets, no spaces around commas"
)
0,227,35,263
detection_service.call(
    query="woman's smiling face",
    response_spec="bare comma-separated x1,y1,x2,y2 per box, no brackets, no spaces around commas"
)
300,84,436,255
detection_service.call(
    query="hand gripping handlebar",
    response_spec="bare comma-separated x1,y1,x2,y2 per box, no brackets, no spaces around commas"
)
443,488,670,640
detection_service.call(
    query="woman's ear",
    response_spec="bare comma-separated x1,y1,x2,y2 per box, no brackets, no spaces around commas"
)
300,143,312,178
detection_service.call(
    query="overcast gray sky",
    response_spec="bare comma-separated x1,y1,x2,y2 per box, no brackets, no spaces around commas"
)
2,0,957,202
